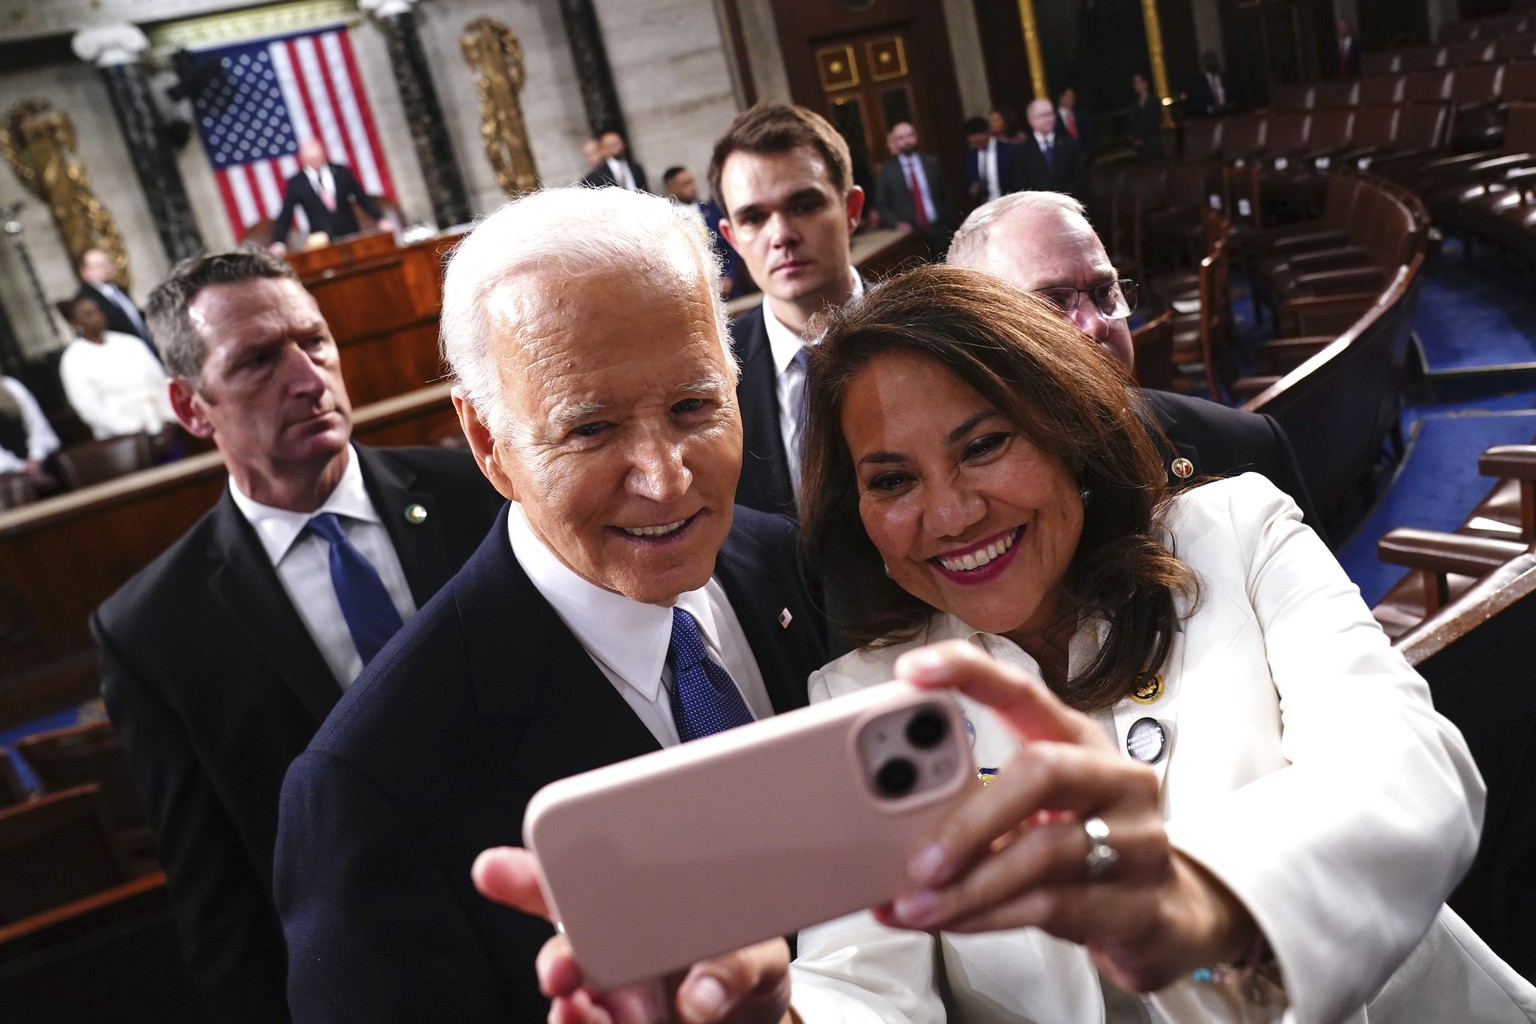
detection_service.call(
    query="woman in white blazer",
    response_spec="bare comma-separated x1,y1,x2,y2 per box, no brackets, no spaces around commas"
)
785,266,1536,1024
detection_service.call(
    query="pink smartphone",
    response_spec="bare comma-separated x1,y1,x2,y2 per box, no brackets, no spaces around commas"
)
523,680,971,990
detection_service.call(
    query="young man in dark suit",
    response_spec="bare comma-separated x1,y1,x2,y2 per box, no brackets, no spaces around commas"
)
93,248,504,1023
1017,99,1088,202
947,191,1322,535
578,129,650,192
964,115,1025,208
707,102,866,516
873,120,953,258
270,139,395,253
275,186,829,1023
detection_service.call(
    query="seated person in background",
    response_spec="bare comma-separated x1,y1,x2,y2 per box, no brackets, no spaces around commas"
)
947,190,1322,534
94,248,505,1023
270,138,395,255
478,267,1536,1023
0,373,60,489
274,186,828,1023
58,294,175,440
664,164,743,299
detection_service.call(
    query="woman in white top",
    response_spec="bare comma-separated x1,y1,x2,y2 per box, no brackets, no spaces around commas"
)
468,267,1535,1024
58,294,174,440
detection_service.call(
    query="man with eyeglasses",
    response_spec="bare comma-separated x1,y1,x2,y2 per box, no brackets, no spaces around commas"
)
949,191,1321,534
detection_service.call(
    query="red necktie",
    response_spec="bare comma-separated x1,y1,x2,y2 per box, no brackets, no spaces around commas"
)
1064,111,1078,139
906,160,929,229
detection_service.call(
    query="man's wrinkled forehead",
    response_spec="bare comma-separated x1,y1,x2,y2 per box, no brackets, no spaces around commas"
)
983,209,1112,291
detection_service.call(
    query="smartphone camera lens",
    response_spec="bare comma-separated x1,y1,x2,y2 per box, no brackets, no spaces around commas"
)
905,709,948,750
875,758,918,798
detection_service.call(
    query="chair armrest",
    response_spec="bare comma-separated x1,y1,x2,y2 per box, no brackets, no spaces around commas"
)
1479,445,1536,480
1377,528,1527,575
1255,335,1334,374
1285,267,1386,294
1229,376,1280,400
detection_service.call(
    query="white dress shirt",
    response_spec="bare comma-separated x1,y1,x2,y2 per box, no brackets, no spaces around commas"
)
763,269,866,504
305,165,337,208
230,445,416,688
58,330,175,440
606,156,637,191
505,500,773,747
980,139,1002,201
0,375,60,471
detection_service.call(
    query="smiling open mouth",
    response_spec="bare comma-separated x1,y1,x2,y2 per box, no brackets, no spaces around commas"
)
933,527,1021,572
621,517,690,538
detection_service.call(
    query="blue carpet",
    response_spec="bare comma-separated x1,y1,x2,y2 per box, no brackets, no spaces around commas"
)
1336,409,1536,605
1415,247,1536,373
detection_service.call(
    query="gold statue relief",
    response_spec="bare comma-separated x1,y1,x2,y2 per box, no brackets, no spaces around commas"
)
461,18,540,196
0,99,132,290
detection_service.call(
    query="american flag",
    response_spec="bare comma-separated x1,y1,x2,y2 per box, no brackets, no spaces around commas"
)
191,24,395,239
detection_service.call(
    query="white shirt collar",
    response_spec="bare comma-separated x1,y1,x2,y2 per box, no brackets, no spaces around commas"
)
229,444,377,566
762,268,865,375
504,500,721,702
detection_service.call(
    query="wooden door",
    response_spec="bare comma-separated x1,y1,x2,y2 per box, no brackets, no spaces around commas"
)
814,30,930,196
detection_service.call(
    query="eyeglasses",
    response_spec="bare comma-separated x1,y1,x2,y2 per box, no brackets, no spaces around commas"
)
1034,279,1138,321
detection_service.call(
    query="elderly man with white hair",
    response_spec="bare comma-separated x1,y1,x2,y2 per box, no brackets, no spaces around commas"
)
946,190,1321,534
273,186,828,1022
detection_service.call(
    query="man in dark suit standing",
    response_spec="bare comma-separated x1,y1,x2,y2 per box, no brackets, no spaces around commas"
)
93,248,504,1023
874,121,953,258
1017,99,1088,201
270,139,394,253
708,103,865,516
75,246,157,359
1324,18,1362,79
578,129,650,192
1055,86,1093,160
963,115,1025,209
948,191,1322,536
1189,50,1239,116
275,186,829,1023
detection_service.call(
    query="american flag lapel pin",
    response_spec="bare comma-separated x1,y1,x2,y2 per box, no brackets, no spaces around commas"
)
777,608,793,629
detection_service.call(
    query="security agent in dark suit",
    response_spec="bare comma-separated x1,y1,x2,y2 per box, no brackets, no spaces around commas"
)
76,246,158,359
707,102,867,517
948,191,1322,535
1017,99,1088,202
963,116,1025,208
578,129,650,192
874,121,953,258
270,139,394,252
1189,50,1239,116
275,186,829,1023
93,248,504,1023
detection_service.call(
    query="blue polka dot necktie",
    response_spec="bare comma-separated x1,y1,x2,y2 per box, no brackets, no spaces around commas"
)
668,608,754,742
305,513,405,665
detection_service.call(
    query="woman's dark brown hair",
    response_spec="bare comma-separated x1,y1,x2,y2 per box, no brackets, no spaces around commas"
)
800,265,1196,712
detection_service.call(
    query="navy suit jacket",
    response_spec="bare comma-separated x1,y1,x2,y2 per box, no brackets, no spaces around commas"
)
732,305,796,516
1140,388,1324,540
963,140,1026,206
272,163,383,245
1017,132,1088,201
95,446,504,1023
275,504,829,1023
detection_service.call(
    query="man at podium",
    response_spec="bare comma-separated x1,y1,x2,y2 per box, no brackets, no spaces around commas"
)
270,139,395,255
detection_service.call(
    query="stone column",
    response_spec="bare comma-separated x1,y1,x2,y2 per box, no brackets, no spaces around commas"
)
72,24,203,263
360,0,471,228
557,0,627,139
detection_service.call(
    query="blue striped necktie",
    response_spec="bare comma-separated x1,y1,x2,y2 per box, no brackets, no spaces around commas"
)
305,512,404,665
668,608,754,741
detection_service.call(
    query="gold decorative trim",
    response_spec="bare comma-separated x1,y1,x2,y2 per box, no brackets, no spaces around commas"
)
1139,0,1175,129
460,18,539,196
867,37,907,82
816,45,859,92
147,0,359,56
1014,0,1048,100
